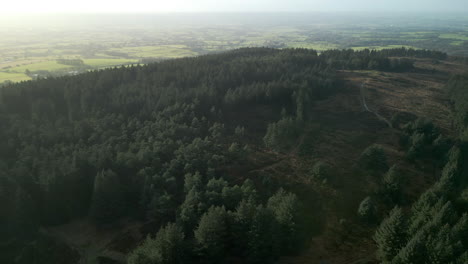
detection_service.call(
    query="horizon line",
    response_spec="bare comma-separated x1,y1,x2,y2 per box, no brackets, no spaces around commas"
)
1,10,468,15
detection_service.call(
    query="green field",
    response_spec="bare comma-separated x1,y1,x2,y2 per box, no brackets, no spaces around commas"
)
351,45,420,51
286,42,339,51
451,41,465,46
109,45,198,58
1,15,468,84
0,72,31,83
9,61,72,73
439,33,468,41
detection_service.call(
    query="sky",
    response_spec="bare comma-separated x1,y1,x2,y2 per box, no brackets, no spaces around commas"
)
1,0,467,14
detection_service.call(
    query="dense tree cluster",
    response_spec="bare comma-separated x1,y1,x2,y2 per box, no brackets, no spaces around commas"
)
374,83,468,263
399,117,447,161
0,48,445,263
319,48,430,72
128,188,305,264
374,144,468,264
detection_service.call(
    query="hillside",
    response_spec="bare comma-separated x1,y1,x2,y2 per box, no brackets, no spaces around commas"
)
0,48,467,264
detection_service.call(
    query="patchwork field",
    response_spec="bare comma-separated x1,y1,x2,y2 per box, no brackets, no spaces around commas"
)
0,72,30,83
108,45,198,58
1,14,468,84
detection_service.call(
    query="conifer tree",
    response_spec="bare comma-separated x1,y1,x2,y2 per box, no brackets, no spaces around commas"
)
374,207,407,263
128,223,186,264
391,231,427,264
247,205,280,264
451,213,468,245
231,198,257,256
194,206,228,263
267,189,304,254
178,187,205,234
382,165,403,203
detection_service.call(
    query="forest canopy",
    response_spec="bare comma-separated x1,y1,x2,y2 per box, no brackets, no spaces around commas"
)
0,47,454,264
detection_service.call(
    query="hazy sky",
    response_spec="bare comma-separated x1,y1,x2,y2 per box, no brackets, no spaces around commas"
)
1,0,467,13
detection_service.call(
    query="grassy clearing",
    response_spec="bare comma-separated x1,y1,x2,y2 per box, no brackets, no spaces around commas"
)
0,72,31,82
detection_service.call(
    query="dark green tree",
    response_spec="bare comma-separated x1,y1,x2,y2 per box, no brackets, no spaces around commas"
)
147,192,175,224
309,161,332,183
382,165,403,203
360,144,388,172
128,223,186,264
221,185,243,210
451,213,468,245
205,177,229,206
183,172,203,194
194,206,228,263
374,207,407,263
178,187,205,234
231,198,257,256
391,231,427,264
267,189,304,254
247,205,280,264
263,117,301,151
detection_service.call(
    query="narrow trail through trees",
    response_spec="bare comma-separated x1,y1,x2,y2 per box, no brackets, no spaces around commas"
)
360,81,393,128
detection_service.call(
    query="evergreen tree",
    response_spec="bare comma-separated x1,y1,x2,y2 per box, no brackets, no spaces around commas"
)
451,213,468,245
241,179,258,200
205,177,229,206
426,224,459,264
374,207,407,263
128,223,186,264
178,187,205,234
456,251,468,264
382,165,403,203
147,192,175,224
231,198,257,256
221,185,243,210
309,161,332,183
391,231,427,264
263,117,301,151
194,206,228,263
247,205,280,264
267,189,304,254
183,172,203,194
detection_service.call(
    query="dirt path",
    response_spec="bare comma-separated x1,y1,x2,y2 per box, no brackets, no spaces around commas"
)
360,81,393,128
